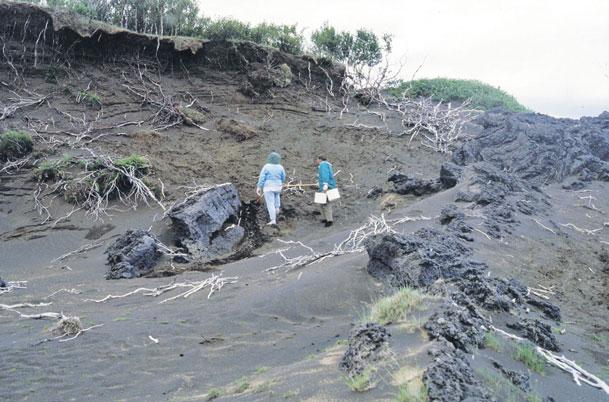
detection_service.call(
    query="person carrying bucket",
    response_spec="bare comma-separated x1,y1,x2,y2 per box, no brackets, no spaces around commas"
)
316,155,338,227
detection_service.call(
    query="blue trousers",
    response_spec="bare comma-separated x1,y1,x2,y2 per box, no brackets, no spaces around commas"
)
263,191,281,223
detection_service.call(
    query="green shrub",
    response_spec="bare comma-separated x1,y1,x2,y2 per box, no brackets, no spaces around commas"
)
36,156,72,181
206,387,222,400
234,377,250,393
513,343,545,373
77,90,102,107
369,288,424,325
483,332,502,352
114,154,149,172
388,78,529,112
0,130,33,161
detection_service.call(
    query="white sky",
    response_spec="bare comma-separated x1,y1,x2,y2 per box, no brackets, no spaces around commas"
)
198,0,609,118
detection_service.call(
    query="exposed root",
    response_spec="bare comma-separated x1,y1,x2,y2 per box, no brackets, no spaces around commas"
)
85,273,238,304
560,223,603,236
0,281,27,294
265,214,433,272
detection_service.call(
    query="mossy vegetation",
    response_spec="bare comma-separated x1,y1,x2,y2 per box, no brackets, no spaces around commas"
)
368,288,425,325
205,387,222,400
388,78,529,112
0,130,33,161
513,343,545,373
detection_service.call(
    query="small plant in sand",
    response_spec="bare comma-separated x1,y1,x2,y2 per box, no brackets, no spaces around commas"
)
368,288,424,325
513,343,545,373
36,155,73,181
233,377,250,394
344,367,376,392
483,331,502,352
206,387,223,400
77,90,102,108
0,130,33,160
395,382,428,402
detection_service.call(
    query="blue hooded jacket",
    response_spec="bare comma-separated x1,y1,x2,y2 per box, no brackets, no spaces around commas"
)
257,152,286,191
318,160,337,192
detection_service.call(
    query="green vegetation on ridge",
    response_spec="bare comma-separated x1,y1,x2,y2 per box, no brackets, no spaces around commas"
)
388,78,529,112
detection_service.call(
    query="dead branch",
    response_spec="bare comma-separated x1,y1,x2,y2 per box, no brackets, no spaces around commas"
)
491,326,609,395
265,214,433,272
85,273,238,304
0,280,27,294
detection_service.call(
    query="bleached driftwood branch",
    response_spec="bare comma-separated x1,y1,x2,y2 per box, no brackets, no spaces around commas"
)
85,273,238,304
491,325,609,395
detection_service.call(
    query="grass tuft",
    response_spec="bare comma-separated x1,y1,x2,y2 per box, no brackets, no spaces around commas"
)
77,90,102,107
483,331,502,352
388,78,529,112
513,343,545,373
369,288,425,325
395,383,428,402
0,130,33,160
206,387,222,400
233,377,250,394
344,367,375,392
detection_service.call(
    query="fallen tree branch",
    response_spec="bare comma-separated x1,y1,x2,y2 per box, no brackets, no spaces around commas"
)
491,325,609,395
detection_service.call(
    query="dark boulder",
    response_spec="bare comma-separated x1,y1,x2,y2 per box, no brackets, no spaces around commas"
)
365,229,485,289
526,298,562,322
0,277,6,288
168,183,245,261
388,172,443,196
424,340,491,402
339,323,390,376
491,360,531,392
439,162,462,188
425,297,488,352
105,230,162,279
506,319,560,352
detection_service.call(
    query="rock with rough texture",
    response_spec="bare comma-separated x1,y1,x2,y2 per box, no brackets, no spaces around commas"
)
440,204,473,241
526,298,562,321
105,230,162,279
168,183,244,261
0,277,6,288
439,162,462,188
388,172,443,196
339,323,390,376
491,360,531,392
365,229,485,288
240,63,293,97
506,319,560,352
424,340,491,402
453,111,609,185
425,297,488,352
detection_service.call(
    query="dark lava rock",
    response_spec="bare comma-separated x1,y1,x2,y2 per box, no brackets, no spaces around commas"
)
506,319,560,352
105,230,162,279
453,111,609,185
526,298,561,322
0,277,6,287
439,162,462,188
424,340,491,402
440,204,473,241
365,229,485,288
339,323,390,376
491,360,531,392
168,184,245,261
388,172,443,196
425,297,488,352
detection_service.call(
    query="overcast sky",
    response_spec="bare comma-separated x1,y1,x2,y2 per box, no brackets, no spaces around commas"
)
199,0,609,118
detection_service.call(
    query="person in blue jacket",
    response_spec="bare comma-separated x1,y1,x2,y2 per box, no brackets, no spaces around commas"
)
256,151,286,226
317,156,337,227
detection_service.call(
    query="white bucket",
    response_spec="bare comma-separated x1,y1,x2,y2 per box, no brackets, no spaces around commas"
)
327,188,340,201
314,192,327,204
